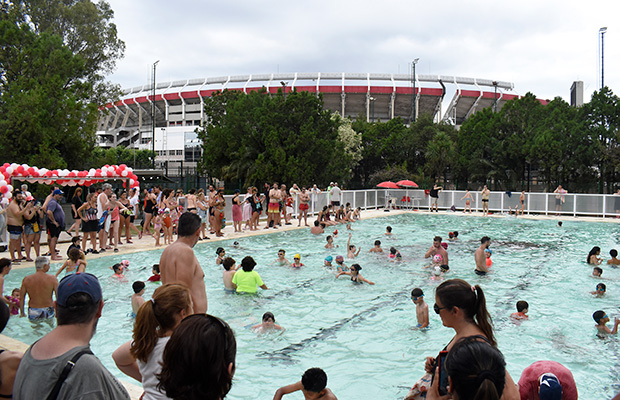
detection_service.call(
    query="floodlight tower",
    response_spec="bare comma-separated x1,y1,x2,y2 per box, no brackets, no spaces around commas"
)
411,58,420,123
600,27,607,89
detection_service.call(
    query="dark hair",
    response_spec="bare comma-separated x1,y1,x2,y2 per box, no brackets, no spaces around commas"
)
56,293,100,325
301,368,328,393
436,279,496,347
445,337,506,400
587,246,601,264
71,236,81,245
516,300,528,313
189,188,196,194
386,226,392,232
222,257,235,271
132,281,146,294
314,220,320,227
434,236,442,242
158,314,236,400
262,312,275,322
241,256,256,272
374,240,381,246
593,310,606,323
453,231,459,238
390,247,397,254
481,236,490,244
278,249,286,254
0,258,10,274
411,288,424,297
597,283,607,291
152,264,160,273
131,284,191,363
594,266,603,275
112,263,122,273
216,247,225,256
178,213,201,237
351,264,361,272
611,249,618,258
326,236,332,242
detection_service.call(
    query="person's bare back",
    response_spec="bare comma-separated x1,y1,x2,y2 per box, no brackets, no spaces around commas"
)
160,239,208,313
20,268,58,313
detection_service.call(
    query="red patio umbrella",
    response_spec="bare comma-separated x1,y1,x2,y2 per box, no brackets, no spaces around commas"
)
376,181,400,189
396,180,419,188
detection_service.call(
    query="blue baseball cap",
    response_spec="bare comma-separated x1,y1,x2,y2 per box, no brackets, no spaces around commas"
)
57,273,102,306
53,189,64,196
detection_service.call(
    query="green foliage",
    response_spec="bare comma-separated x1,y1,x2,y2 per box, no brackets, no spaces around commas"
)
86,147,155,169
197,89,351,187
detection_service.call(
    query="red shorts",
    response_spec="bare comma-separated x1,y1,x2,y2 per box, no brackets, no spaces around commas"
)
299,203,309,211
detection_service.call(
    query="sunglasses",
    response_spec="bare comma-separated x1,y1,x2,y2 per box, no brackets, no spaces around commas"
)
433,303,449,314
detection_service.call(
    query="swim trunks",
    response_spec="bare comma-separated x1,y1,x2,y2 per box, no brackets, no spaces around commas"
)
331,201,341,207
299,203,309,211
47,223,63,238
7,224,23,240
268,202,279,214
440,265,449,272
482,199,489,203
474,269,487,276
28,306,55,320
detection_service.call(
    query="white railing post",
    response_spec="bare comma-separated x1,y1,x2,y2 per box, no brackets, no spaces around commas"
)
500,193,504,213
545,193,548,216
603,195,606,218
527,193,530,215
573,194,577,217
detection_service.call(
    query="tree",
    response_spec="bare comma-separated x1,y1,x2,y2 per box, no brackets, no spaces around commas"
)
197,89,351,187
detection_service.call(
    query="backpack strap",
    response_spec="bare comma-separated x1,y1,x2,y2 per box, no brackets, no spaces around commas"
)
46,349,94,400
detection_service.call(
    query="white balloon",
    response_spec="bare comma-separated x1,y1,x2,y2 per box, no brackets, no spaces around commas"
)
39,168,48,175
5,167,13,174
0,180,5,187
121,170,128,177
102,170,108,177
67,180,77,187
5,192,11,199
10,163,18,169
129,179,135,185
77,180,85,185
88,168,96,176
6,185,13,192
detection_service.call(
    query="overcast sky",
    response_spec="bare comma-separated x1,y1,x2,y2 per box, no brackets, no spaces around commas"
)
106,0,618,103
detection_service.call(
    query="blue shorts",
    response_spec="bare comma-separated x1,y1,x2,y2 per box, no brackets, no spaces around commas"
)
28,306,55,320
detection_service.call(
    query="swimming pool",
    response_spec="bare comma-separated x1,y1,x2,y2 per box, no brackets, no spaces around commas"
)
3,213,620,399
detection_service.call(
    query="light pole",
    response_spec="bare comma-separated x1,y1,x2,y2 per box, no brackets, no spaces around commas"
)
411,58,419,123
280,81,288,99
492,81,498,112
600,27,607,89
152,60,159,169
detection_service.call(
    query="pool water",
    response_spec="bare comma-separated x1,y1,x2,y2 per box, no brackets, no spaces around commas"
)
4,213,620,399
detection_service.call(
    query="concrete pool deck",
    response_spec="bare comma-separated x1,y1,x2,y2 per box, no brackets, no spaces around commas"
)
1,208,618,397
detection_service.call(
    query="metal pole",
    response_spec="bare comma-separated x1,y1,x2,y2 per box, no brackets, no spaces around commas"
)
152,60,160,169
411,58,419,123
600,27,607,89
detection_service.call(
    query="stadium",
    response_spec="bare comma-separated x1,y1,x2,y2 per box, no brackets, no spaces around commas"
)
97,72,543,172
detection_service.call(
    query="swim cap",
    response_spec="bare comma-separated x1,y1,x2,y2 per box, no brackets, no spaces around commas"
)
325,256,333,262
485,249,493,255
433,254,443,263
441,242,448,250
433,266,442,276
121,260,130,267
335,255,344,262
333,229,338,235
294,254,301,259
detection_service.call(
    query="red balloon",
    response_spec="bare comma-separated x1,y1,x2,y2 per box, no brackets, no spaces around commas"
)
94,171,102,177
16,166,24,174
0,186,8,194
68,172,76,178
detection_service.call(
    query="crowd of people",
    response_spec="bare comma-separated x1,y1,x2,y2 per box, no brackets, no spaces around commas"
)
0,179,615,399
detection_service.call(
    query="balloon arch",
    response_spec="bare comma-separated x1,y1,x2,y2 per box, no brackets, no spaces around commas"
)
0,163,140,199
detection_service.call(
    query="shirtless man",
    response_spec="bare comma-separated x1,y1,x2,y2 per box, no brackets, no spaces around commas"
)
310,220,324,235
208,185,217,232
474,236,491,276
519,191,526,215
186,188,197,213
298,188,310,227
97,184,113,251
6,191,29,262
159,213,207,314
481,185,490,216
424,236,449,271
19,256,58,320
267,183,281,229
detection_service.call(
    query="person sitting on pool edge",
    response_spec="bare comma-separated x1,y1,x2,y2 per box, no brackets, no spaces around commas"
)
593,266,603,277
608,249,620,266
591,283,606,297
510,300,529,320
336,264,374,285
231,256,268,294
273,367,337,400
593,310,620,335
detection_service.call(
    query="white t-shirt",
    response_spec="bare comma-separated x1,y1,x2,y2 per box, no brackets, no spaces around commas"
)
330,186,342,202
137,336,171,400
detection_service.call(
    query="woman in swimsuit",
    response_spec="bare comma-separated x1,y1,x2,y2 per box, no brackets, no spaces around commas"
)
213,190,226,237
232,190,243,232
335,263,374,284
420,279,518,399
78,193,99,253
141,188,157,237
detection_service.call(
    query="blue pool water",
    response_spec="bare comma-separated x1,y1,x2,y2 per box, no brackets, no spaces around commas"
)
4,213,620,399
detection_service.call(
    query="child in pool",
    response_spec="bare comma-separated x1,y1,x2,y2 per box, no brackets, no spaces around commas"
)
119,259,130,273
411,288,429,329
55,247,87,277
273,368,337,400
147,264,161,282
6,288,19,315
385,226,393,235
216,247,226,265
593,310,620,335
252,312,285,334
112,263,127,282
608,249,620,266
66,235,82,257
448,231,459,241
510,300,529,320
325,236,336,249
336,263,375,285
275,249,290,266
485,249,493,268
289,254,304,268
346,233,360,259
430,265,444,281
369,240,383,253
389,247,402,261
324,256,333,268
591,283,606,296
131,281,146,316
222,257,238,292
593,266,603,277
335,255,348,273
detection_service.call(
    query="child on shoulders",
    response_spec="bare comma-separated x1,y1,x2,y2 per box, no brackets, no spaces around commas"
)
411,288,429,329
